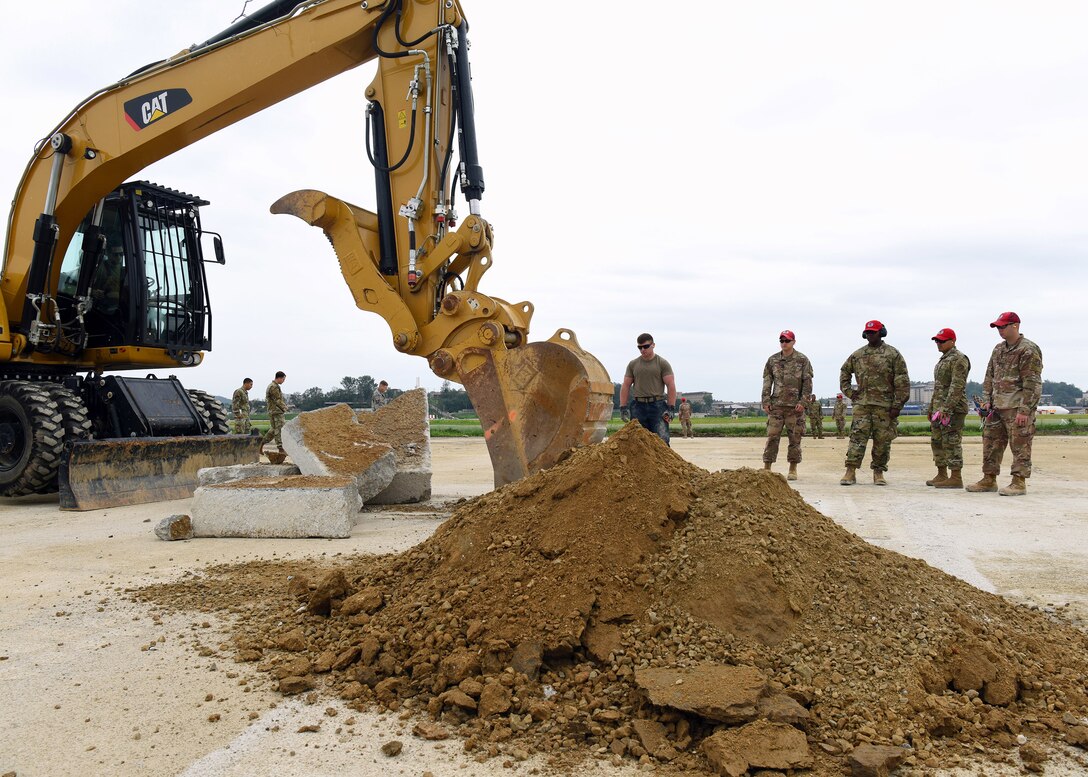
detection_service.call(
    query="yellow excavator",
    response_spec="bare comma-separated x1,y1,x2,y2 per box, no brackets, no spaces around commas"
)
1,0,612,509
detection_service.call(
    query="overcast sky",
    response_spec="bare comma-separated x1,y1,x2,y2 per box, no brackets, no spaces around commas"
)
3,1,1085,403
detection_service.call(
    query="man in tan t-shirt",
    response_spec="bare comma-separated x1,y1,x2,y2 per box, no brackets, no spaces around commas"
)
618,333,677,445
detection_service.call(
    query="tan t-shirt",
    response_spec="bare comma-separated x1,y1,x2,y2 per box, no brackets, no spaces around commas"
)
625,355,673,398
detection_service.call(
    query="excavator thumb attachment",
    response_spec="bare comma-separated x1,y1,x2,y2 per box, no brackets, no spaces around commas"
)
457,329,613,487
57,435,263,511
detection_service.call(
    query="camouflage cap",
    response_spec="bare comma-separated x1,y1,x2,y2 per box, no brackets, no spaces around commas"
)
990,311,1020,328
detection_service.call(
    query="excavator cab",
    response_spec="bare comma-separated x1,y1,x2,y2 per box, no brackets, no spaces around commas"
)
55,181,218,359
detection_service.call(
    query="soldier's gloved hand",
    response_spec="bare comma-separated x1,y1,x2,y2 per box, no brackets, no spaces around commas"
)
620,407,631,423
888,407,901,420
662,411,672,423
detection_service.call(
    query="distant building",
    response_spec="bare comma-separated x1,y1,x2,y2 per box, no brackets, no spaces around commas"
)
910,381,934,407
679,391,713,406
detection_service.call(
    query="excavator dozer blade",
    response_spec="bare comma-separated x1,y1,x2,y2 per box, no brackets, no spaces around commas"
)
57,435,263,511
459,329,613,487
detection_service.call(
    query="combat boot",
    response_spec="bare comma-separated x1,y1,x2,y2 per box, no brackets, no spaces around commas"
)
787,463,798,481
935,469,963,489
926,466,948,486
999,475,1027,496
840,466,856,485
966,475,998,493
873,470,888,486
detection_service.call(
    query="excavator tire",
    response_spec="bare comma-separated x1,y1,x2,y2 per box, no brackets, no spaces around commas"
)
0,381,66,498
34,384,94,494
186,389,232,434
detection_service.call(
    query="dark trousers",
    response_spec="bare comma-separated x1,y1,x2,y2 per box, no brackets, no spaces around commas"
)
631,400,670,446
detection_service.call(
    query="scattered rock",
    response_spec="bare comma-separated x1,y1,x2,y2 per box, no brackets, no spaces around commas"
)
154,514,192,541
381,740,403,756
635,664,766,724
412,721,449,740
848,743,908,776
701,720,812,775
477,683,512,718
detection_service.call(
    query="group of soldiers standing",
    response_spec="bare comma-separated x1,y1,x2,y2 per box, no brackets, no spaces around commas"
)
760,311,1043,495
229,375,391,453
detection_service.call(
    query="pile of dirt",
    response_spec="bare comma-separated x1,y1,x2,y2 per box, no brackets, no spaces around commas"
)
137,423,1088,775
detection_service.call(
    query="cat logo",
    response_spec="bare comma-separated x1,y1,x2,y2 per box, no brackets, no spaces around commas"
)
123,88,193,131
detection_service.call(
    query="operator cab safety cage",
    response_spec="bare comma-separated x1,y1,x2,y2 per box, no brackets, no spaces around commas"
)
55,181,220,358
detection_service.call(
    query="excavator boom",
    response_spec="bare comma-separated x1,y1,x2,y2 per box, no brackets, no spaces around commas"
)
1,0,610,503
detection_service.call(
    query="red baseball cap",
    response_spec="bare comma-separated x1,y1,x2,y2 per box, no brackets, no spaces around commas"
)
863,320,884,333
990,311,1020,328
836,393,843,398
779,330,795,341
931,327,956,342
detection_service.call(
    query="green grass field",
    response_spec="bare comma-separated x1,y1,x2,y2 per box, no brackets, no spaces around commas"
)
247,414,1088,437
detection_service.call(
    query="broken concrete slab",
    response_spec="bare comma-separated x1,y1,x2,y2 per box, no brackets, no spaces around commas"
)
197,463,300,487
701,720,813,776
282,404,397,502
191,475,362,538
356,388,431,504
635,663,767,724
282,391,432,505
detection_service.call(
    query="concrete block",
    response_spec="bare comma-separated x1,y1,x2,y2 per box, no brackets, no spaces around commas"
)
281,403,402,502
357,390,432,504
197,463,300,487
191,475,362,538
368,470,432,505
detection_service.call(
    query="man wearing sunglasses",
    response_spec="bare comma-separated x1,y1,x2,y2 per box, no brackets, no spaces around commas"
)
761,330,812,481
619,333,676,444
967,312,1043,496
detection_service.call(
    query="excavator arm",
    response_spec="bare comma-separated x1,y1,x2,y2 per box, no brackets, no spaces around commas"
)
2,0,611,489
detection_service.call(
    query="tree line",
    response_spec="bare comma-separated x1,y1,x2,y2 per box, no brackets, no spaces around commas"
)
245,376,1081,416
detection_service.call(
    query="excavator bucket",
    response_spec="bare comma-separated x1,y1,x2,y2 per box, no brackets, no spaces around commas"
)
57,435,263,511
458,329,613,487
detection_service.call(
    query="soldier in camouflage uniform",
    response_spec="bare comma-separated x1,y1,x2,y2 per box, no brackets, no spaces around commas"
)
261,371,288,452
966,312,1043,497
806,394,825,438
761,330,812,481
372,380,391,410
677,398,693,438
833,394,847,438
231,378,253,434
839,320,909,486
926,328,971,489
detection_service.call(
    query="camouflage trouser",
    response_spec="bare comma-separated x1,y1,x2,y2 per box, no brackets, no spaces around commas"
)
680,418,693,437
845,406,897,471
764,407,805,464
262,413,285,447
930,412,966,468
232,413,251,435
981,408,1035,478
834,417,845,436
807,414,823,438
